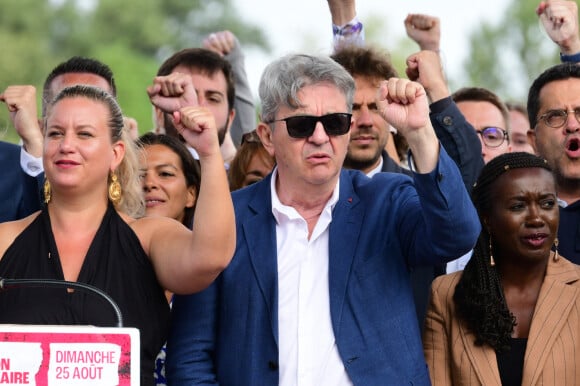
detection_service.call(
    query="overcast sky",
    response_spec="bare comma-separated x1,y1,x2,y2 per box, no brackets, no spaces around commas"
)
231,0,511,98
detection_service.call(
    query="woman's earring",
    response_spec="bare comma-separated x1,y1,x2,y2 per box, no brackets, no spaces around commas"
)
553,238,560,262
108,171,122,204
44,179,51,204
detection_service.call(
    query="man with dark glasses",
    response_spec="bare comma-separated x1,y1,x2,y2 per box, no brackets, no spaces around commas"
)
266,112,352,138
452,86,512,164
528,62,580,265
167,53,480,385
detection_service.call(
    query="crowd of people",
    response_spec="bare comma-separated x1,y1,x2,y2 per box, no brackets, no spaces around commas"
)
0,0,579,385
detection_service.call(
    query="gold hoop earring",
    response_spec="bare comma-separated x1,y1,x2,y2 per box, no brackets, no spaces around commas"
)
553,238,560,262
489,236,495,267
44,179,51,204
108,171,122,204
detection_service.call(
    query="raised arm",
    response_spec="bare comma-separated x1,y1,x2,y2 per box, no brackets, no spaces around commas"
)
203,30,256,148
405,50,449,103
327,0,356,26
537,0,580,58
377,78,439,173
406,50,483,192
0,86,44,216
0,85,43,158
404,14,441,52
327,0,364,49
145,73,235,294
377,79,479,265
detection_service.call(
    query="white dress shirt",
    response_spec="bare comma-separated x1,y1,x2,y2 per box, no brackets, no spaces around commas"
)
446,250,473,274
366,156,383,178
20,147,43,177
270,168,353,386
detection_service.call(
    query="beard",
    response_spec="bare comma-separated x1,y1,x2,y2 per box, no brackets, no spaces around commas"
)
343,145,383,172
163,113,228,146
343,155,381,172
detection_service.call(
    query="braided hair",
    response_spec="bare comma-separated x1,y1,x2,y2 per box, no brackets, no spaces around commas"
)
453,152,553,352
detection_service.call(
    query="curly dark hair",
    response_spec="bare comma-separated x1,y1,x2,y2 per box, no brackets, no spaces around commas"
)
453,152,553,352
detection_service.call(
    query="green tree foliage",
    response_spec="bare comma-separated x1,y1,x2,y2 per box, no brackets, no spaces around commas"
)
0,0,269,143
462,0,560,102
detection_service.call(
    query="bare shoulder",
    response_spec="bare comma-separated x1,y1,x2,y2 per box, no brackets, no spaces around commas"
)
127,214,182,234
124,214,187,253
0,211,41,261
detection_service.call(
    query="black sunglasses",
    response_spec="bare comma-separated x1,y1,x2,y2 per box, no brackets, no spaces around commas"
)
267,113,352,138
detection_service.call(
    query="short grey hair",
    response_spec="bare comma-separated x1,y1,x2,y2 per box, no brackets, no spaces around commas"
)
258,54,355,123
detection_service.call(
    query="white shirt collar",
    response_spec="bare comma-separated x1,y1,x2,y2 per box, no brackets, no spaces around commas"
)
366,157,384,178
270,166,340,225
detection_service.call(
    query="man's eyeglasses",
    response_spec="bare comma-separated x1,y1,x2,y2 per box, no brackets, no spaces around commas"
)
267,113,352,138
476,127,508,148
537,108,580,128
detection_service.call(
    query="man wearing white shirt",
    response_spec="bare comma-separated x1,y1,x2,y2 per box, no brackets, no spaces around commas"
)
167,53,480,385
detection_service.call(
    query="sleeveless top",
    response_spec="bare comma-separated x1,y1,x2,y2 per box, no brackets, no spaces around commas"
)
0,204,170,386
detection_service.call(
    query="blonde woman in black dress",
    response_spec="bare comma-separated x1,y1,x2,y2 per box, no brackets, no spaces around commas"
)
0,84,235,386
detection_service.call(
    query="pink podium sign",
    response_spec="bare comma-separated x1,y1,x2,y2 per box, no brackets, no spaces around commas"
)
0,325,139,386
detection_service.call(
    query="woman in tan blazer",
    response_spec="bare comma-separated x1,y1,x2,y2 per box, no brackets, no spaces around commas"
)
423,152,580,386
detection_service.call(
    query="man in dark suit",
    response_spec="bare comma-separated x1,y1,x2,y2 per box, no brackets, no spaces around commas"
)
166,53,480,385
0,57,117,222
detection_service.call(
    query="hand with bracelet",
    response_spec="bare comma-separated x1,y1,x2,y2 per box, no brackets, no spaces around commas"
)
327,0,365,49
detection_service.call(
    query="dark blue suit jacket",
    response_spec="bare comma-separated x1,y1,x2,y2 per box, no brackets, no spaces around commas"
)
0,141,42,222
558,201,580,264
167,147,480,385
409,97,484,329
378,98,483,332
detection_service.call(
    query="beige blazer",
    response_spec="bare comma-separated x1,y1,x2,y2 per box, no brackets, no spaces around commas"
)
423,257,580,386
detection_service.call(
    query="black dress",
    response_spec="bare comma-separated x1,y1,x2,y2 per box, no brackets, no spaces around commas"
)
0,203,170,386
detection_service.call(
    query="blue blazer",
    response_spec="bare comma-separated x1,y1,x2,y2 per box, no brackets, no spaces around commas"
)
410,97,485,329
0,141,42,222
167,147,480,385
